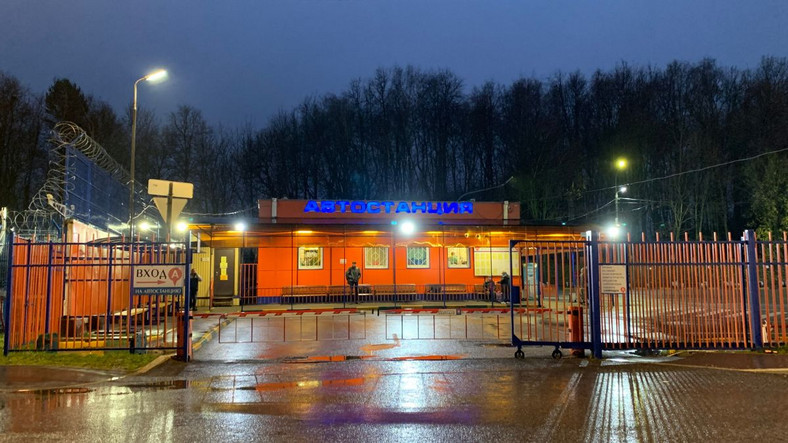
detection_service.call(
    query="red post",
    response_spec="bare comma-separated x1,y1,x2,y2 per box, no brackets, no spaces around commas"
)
569,306,585,357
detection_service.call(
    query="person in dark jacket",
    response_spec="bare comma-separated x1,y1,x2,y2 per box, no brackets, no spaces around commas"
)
499,272,511,302
345,261,361,303
189,268,202,311
484,277,496,304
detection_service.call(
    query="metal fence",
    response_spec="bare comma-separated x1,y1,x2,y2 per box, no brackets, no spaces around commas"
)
2,233,190,354
510,230,788,359
5,230,787,359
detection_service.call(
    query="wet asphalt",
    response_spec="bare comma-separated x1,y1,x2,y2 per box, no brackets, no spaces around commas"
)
2,308,788,442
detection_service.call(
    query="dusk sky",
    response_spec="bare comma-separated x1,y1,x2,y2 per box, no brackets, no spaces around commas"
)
3,1,787,127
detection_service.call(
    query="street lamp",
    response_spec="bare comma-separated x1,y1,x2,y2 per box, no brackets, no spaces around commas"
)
615,185,627,226
235,221,247,249
129,68,167,241
614,157,628,227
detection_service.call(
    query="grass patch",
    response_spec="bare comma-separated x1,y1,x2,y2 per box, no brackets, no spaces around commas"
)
766,345,788,354
0,334,163,372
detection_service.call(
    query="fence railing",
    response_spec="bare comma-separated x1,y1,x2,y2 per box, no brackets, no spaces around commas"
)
5,230,788,356
4,235,189,353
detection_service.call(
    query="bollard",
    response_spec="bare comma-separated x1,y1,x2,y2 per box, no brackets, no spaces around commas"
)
176,311,193,361
568,306,585,357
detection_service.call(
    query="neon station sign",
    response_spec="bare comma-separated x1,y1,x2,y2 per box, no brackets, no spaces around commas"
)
303,200,474,215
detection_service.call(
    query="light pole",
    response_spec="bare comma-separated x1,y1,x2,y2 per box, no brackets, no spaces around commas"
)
614,185,627,226
614,157,628,226
129,69,167,241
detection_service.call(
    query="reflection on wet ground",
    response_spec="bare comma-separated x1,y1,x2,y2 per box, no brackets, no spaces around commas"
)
13,387,93,395
3,312,788,440
3,356,788,441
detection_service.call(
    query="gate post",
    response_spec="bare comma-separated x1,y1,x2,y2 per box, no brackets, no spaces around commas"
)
43,241,54,350
586,231,602,359
179,233,194,361
743,230,763,349
3,231,14,356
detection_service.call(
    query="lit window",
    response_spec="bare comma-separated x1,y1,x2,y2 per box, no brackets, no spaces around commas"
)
406,246,429,269
298,246,323,270
364,247,389,269
447,247,470,268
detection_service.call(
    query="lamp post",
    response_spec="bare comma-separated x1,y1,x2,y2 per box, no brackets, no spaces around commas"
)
614,185,627,226
129,69,167,241
614,157,628,226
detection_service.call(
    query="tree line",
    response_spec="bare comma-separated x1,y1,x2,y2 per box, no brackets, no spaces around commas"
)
1,57,787,238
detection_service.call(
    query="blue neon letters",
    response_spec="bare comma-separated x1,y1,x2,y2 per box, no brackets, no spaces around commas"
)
303,200,473,215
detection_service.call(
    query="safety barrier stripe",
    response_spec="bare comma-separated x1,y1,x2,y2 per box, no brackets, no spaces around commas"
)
192,308,361,318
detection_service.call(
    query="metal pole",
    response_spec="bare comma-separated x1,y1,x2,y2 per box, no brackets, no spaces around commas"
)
744,229,763,349
614,189,620,226
184,232,193,360
587,231,603,359
509,239,519,343
43,242,54,350
129,79,140,242
3,232,15,356
392,227,397,308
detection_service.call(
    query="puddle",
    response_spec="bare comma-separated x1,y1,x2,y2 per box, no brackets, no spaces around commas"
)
124,380,190,390
14,387,93,395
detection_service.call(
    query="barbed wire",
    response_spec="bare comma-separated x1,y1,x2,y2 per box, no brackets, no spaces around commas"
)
6,122,139,237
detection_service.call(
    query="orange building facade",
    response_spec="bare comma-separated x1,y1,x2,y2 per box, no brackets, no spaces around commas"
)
191,199,583,305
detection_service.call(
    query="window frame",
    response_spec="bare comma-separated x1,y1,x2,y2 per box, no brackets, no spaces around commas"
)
406,246,430,269
364,246,389,269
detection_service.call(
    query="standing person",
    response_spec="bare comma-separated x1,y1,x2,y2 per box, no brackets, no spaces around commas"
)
345,261,361,303
499,271,511,303
485,276,496,304
189,268,202,311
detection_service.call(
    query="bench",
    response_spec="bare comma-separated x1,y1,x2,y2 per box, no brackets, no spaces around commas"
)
281,285,328,304
327,284,372,302
424,284,470,301
474,283,501,300
374,284,418,302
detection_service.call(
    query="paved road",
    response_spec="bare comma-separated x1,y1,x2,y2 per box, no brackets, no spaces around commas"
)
2,312,787,442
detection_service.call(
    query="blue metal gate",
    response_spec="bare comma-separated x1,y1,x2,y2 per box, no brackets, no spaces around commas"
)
509,230,787,359
2,232,193,356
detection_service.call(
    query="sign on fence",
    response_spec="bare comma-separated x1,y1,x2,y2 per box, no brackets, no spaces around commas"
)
133,264,185,295
600,265,627,294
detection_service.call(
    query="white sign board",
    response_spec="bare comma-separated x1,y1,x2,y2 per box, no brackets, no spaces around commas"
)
148,179,193,198
473,247,521,276
600,265,627,293
132,265,185,295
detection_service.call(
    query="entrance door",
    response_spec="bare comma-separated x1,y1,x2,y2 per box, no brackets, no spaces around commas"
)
213,249,236,305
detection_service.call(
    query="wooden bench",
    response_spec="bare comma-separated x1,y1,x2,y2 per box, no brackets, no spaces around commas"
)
474,283,501,299
373,284,418,302
327,284,372,302
281,285,328,304
424,284,470,301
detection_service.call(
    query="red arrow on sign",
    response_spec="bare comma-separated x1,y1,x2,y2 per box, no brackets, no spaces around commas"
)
138,280,166,285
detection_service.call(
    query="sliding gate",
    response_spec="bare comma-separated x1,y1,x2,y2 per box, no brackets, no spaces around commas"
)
511,230,787,359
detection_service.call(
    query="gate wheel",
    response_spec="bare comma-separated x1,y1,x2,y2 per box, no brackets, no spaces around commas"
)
514,349,525,359
552,348,563,359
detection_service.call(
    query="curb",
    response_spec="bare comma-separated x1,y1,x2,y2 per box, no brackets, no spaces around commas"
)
131,317,234,375
133,354,175,375
192,317,234,352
